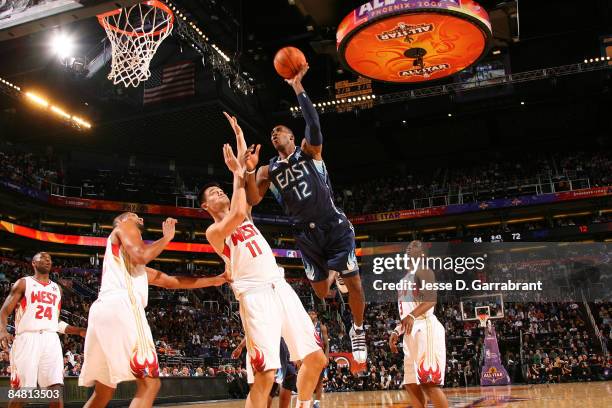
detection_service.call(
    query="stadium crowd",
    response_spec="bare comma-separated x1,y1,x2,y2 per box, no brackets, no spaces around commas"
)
0,141,609,216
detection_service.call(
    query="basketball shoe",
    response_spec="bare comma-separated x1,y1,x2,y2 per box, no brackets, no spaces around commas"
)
349,324,367,363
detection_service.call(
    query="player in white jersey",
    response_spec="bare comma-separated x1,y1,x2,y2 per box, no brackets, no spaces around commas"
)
0,252,86,408
79,213,230,408
200,112,327,408
389,241,448,408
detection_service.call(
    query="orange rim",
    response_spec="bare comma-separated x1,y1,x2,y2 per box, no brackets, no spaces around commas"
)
97,0,174,38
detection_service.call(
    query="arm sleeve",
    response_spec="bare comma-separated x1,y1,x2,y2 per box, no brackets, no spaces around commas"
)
297,92,323,146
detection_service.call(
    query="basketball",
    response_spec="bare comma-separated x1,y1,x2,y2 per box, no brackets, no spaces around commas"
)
273,46,307,79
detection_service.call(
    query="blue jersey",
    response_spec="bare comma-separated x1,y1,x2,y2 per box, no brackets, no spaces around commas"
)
268,147,342,224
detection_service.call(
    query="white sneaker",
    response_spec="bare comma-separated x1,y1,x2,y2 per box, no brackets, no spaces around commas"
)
335,274,348,294
349,324,367,364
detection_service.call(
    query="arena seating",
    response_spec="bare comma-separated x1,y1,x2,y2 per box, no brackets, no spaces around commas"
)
0,141,609,215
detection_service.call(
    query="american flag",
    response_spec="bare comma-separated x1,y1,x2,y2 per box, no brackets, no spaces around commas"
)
143,61,196,105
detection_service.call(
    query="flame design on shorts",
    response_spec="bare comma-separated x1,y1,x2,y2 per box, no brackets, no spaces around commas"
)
250,346,266,373
130,345,159,379
417,359,442,385
10,372,19,389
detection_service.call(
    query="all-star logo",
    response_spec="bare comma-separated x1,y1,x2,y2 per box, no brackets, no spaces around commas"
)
376,22,434,42
399,64,450,77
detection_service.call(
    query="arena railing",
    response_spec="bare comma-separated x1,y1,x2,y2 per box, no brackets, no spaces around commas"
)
412,177,590,210
176,194,198,209
201,300,220,311
581,290,609,356
49,181,83,198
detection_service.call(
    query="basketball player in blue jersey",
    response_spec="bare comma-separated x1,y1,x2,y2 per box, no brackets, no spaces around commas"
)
244,65,367,363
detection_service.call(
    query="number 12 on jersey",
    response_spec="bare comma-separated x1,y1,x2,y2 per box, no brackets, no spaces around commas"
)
292,181,311,201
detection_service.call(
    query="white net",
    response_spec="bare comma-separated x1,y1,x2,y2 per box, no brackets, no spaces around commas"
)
477,314,489,328
98,1,174,88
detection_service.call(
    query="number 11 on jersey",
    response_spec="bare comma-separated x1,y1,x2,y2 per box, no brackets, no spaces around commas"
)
245,240,263,258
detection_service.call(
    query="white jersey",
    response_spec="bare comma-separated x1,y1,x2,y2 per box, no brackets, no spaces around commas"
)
15,276,61,334
397,271,434,328
99,231,149,308
220,220,282,298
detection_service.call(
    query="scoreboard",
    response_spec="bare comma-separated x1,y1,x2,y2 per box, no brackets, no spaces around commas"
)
465,222,611,243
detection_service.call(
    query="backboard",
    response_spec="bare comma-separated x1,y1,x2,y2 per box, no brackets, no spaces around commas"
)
0,0,142,41
460,293,505,321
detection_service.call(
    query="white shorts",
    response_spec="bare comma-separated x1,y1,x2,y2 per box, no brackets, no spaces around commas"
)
79,293,158,388
402,315,446,386
10,331,63,388
239,280,320,377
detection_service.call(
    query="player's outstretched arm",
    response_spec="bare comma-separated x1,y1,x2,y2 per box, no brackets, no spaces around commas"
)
146,267,232,289
0,278,25,346
286,65,323,159
206,144,248,250
222,111,270,206
116,217,176,265
246,165,270,206
58,321,86,338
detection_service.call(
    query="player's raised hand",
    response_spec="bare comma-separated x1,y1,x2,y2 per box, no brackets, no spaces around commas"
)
162,218,177,241
223,112,247,156
223,143,244,176
285,64,309,88
243,144,261,172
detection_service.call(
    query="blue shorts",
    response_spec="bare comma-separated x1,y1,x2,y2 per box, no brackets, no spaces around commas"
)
278,338,296,392
294,214,359,282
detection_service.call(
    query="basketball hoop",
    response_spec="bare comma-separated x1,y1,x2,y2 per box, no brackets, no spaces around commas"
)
98,0,174,87
477,313,489,328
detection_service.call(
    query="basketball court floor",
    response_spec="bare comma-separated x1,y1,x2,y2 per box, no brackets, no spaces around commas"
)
166,382,612,407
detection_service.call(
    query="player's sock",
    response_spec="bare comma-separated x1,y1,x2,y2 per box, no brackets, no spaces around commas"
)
353,323,363,331
297,399,312,408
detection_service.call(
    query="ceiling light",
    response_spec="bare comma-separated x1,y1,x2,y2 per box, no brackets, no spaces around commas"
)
25,92,49,107
51,32,74,59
